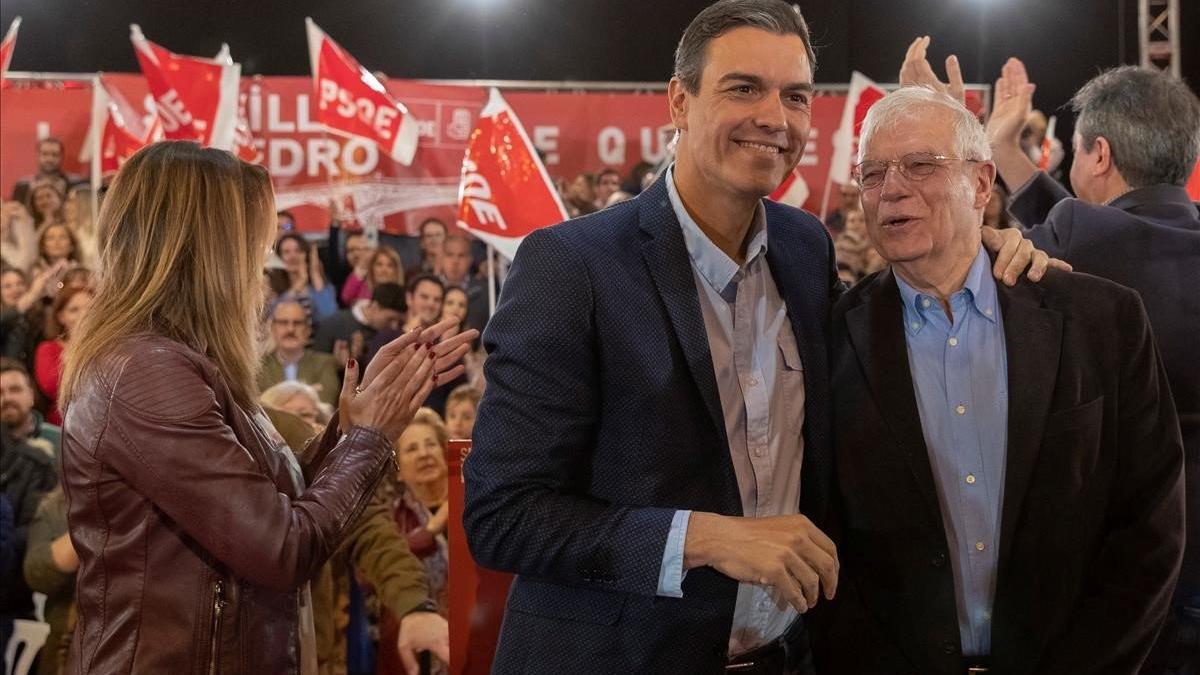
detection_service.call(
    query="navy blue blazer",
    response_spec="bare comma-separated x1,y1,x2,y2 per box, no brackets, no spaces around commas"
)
463,175,839,674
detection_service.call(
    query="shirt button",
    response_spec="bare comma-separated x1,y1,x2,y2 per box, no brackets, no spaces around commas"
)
984,308,994,316
966,473,976,484
754,447,765,457
948,337,958,347
910,322,920,331
975,541,986,552
748,377,758,387
956,404,967,415
921,298,931,308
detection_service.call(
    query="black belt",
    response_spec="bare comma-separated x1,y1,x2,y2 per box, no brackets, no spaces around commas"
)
963,655,991,674
724,622,812,675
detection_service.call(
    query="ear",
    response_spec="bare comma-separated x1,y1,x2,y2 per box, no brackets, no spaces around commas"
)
1091,136,1115,177
972,161,997,210
668,77,690,132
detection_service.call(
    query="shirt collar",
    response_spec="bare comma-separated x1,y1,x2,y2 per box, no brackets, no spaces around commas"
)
665,165,769,298
894,245,999,335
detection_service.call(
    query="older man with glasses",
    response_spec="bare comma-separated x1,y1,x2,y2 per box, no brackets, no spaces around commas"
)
817,86,1185,675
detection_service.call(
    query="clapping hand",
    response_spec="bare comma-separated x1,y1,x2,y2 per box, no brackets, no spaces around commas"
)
899,36,964,104
987,57,1037,153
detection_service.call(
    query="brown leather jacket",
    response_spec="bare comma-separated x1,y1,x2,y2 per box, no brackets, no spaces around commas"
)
60,335,394,674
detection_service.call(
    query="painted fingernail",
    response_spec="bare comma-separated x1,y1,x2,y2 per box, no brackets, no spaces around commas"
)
425,342,434,350
348,358,357,369
432,374,439,384
428,350,436,360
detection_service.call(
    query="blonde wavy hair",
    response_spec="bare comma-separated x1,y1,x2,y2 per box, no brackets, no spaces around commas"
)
60,141,275,410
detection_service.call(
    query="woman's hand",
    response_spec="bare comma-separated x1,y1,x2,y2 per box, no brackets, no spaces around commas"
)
309,246,327,291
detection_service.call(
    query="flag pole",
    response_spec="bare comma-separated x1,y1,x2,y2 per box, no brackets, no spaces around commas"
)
89,75,102,221
817,173,834,223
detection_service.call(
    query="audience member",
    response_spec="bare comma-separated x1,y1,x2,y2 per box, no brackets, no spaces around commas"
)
403,273,445,332
378,407,450,675
10,138,78,205
343,243,402,307
564,173,597,217
0,426,57,647
444,384,480,440
823,181,862,235
274,232,338,323
406,218,448,279
33,286,93,425
622,161,655,195
1020,109,1064,175
313,282,407,361
257,300,341,406
22,487,77,675
261,380,328,435
27,183,66,228
594,167,623,209
439,236,488,334
63,185,99,268
277,208,297,236
0,201,37,272
332,231,376,306
319,199,374,298
1,358,62,461
1,268,41,363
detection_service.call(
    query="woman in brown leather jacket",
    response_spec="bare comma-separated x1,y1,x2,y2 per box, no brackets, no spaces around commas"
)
55,141,476,675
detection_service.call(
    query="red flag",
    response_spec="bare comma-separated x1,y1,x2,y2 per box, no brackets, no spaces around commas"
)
82,75,160,176
130,24,239,149
0,17,20,80
305,18,419,166
1038,115,1057,172
456,88,568,259
212,44,260,162
828,71,886,185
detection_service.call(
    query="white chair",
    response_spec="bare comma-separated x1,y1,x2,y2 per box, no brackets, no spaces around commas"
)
3,619,51,675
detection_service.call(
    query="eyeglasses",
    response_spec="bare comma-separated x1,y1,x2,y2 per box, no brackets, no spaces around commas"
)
852,153,979,189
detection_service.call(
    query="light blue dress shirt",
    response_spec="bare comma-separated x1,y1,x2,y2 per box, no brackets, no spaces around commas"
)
655,167,807,655
894,245,1008,656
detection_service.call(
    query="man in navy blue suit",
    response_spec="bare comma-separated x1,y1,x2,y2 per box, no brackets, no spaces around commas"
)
463,3,1047,673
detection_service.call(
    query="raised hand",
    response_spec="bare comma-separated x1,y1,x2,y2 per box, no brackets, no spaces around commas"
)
987,57,1037,151
899,36,964,104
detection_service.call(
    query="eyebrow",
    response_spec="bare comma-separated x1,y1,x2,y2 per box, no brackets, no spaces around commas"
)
716,72,814,93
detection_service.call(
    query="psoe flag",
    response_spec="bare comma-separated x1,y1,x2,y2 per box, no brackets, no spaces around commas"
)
130,24,239,149
0,17,21,80
828,71,886,185
81,75,161,176
456,88,568,260
305,18,419,166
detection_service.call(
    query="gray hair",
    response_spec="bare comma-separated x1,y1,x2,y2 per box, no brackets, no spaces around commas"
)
1072,66,1200,188
260,381,321,410
674,0,816,95
858,86,992,164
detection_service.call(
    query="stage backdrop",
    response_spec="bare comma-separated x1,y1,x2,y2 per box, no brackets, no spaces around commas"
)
1,75,987,236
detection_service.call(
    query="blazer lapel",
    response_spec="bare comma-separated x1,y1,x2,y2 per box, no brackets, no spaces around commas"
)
996,281,1062,571
844,269,944,527
637,179,728,449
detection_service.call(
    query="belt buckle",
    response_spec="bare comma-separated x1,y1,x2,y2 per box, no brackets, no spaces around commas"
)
967,668,989,675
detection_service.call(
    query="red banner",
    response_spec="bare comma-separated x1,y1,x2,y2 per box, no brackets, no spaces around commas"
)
457,89,567,259
130,24,239,149
306,18,419,166
1,74,994,237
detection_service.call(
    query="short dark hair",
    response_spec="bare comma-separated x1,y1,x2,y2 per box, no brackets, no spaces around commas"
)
372,282,408,313
418,218,447,235
38,137,64,153
0,356,32,384
674,0,816,95
1072,66,1200,188
406,272,444,296
276,210,297,226
274,232,310,258
597,167,621,180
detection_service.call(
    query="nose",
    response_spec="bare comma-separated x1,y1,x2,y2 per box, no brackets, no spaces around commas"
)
753,93,788,133
877,163,910,201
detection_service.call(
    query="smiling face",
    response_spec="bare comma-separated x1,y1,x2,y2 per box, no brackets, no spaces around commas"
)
40,224,73,260
396,422,448,488
670,26,813,202
407,279,444,326
57,290,93,336
859,105,993,276
1,270,27,307
370,250,400,285
441,287,468,324
278,237,306,273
